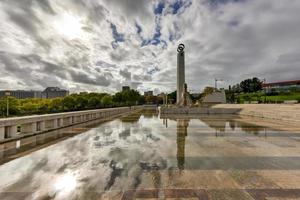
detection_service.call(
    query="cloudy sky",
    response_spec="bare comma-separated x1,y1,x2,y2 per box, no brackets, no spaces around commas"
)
0,0,299,94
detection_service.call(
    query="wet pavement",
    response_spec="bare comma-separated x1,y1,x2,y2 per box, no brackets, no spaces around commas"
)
1,109,300,200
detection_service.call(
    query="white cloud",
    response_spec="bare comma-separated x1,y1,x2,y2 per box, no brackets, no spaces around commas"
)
0,0,299,94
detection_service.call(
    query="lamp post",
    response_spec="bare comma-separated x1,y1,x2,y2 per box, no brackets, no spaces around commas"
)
263,78,267,104
165,93,168,107
5,91,10,117
215,78,223,91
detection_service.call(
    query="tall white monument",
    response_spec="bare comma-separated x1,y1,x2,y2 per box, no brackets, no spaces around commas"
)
177,44,185,104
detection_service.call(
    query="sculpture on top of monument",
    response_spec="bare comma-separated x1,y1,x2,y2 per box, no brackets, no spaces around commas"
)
177,43,185,53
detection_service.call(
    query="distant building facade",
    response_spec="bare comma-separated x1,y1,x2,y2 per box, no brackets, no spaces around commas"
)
262,80,300,92
41,87,69,99
122,86,130,92
144,91,153,97
0,90,42,99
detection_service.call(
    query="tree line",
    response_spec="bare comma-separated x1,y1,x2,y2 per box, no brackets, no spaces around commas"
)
0,89,145,117
225,77,300,103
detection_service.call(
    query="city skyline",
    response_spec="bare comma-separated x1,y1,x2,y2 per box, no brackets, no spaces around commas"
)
1,0,300,94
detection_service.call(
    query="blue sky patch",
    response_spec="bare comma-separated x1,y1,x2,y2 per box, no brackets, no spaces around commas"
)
139,17,165,47
147,66,160,75
172,0,184,14
135,23,142,34
208,0,245,7
110,23,124,48
154,1,165,15
169,0,192,15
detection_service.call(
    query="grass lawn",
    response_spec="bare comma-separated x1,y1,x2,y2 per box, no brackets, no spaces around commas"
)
237,92,300,103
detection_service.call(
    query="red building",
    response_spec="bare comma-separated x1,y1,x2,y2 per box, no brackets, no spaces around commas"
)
262,80,300,92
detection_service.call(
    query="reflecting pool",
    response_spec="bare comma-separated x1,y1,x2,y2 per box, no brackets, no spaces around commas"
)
1,109,300,200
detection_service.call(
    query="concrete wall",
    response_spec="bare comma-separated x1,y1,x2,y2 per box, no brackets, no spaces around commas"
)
160,104,300,123
202,91,226,104
160,106,240,115
0,106,144,142
213,104,300,123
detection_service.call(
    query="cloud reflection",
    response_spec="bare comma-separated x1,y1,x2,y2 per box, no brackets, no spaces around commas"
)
54,172,77,194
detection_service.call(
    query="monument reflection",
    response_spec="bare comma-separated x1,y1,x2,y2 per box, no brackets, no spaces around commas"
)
176,119,189,170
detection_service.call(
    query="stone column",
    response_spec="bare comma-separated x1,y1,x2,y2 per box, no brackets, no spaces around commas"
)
57,118,61,128
0,127,4,140
52,119,58,129
45,120,52,130
76,116,80,123
177,44,185,104
9,125,18,137
39,121,45,131
63,117,69,126
0,142,4,159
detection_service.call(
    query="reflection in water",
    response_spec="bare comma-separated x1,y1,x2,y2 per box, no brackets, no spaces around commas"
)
120,109,158,123
0,111,299,200
0,118,119,165
177,119,189,170
54,172,77,194
105,160,124,191
181,115,268,137
163,118,168,128
229,120,236,131
198,116,227,137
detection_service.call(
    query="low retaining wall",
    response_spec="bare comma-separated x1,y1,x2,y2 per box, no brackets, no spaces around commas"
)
159,106,241,114
160,104,300,123
213,104,300,123
0,106,144,142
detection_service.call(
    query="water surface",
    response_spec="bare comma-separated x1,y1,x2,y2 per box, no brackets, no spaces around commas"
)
1,110,300,200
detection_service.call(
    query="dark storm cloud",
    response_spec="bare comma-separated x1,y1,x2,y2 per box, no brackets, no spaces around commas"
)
3,0,51,49
132,74,152,82
0,51,65,88
69,70,111,86
96,60,117,68
130,82,142,90
103,0,151,19
36,0,56,15
109,49,130,62
119,69,131,80
277,53,300,64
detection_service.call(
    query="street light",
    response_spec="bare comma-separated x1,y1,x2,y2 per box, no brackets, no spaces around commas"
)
215,78,223,91
263,78,267,104
5,91,10,117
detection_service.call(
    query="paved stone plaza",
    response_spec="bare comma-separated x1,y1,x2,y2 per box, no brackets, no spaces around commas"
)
1,110,300,199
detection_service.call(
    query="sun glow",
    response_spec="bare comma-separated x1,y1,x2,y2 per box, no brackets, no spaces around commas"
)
54,172,77,193
53,13,83,39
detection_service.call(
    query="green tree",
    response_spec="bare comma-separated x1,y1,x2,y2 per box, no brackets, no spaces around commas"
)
202,87,215,95
87,97,101,108
74,95,88,110
0,97,20,116
112,89,143,106
21,102,38,114
50,98,63,112
240,77,262,93
167,91,177,104
101,95,113,107
62,96,76,111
